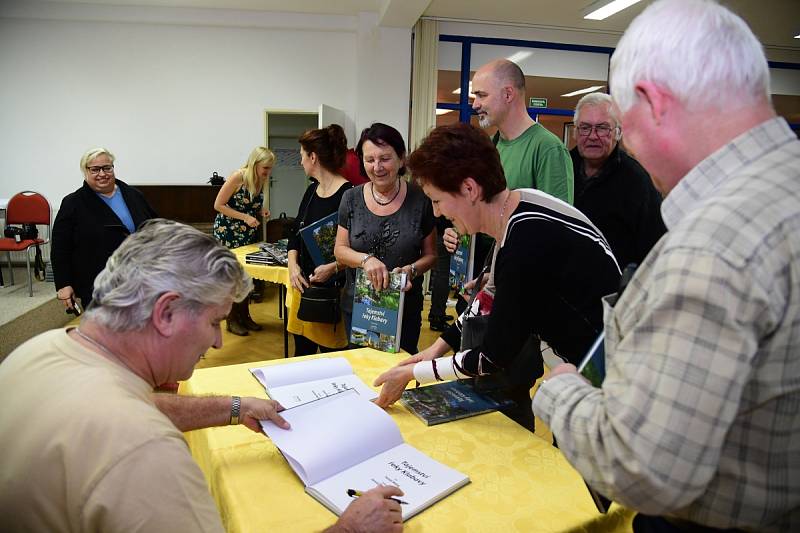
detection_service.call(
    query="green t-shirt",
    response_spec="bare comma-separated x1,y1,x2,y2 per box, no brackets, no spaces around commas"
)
496,123,574,204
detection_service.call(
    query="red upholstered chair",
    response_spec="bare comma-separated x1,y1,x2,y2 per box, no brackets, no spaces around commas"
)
0,191,51,296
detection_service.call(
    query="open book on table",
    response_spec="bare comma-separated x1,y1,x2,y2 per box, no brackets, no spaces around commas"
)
260,391,470,520
250,357,377,409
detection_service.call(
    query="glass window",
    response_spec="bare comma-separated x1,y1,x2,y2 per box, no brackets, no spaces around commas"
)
770,67,800,125
436,38,612,147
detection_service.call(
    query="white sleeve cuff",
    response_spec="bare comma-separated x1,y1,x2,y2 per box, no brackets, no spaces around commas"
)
412,352,470,384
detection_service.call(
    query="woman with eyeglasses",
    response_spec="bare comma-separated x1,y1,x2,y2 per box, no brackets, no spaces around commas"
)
52,147,157,312
212,146,274,336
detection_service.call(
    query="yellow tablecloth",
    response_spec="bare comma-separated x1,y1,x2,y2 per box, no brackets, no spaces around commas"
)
232,244,293,308
180,348,634,533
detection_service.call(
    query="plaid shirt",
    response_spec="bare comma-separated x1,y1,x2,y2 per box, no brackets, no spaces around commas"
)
533,117,800,531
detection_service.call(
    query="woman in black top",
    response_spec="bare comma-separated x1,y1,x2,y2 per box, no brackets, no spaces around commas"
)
52,147,157,311
287,124,353,356
374,123,621,410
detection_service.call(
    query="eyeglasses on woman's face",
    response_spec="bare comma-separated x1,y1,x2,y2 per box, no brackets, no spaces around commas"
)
86,165,115,174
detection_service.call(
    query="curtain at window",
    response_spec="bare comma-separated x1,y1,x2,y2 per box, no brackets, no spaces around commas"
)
409,19,439,151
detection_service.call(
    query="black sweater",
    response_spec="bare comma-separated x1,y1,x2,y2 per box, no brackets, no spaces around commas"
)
571,145,666,269
51,180,157,302
442,189,621,371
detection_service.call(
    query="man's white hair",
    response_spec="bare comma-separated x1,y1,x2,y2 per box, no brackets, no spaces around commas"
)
610,0,770,113
574,92,619,127
86,219,252,332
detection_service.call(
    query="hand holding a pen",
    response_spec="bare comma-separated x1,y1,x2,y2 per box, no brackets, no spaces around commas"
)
326,486,404,533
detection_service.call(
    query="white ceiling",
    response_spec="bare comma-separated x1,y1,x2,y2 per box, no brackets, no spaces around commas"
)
39,0,800,51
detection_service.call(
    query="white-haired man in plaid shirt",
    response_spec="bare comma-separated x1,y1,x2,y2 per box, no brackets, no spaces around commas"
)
533,1,800,532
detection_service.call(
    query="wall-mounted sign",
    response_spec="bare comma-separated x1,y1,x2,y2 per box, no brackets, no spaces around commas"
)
529,97,548,108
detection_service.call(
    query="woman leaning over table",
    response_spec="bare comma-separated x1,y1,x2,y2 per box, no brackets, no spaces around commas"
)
373,123,621,419
52,147,157,312
213,146,274,336
287,124,353,356
334,123,436,354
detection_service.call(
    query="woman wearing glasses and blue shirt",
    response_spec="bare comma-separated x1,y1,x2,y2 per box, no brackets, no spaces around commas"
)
52,147,157,311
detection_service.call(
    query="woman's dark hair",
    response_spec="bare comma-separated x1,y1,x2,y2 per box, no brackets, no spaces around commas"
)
298,124,348,173
355,123,407,177
407,123,506,200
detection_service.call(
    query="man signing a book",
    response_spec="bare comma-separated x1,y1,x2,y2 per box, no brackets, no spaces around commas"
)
0,219,403,533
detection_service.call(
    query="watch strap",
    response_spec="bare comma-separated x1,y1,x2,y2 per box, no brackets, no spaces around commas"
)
230,396,241,425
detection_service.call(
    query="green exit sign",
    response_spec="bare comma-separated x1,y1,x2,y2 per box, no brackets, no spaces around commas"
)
529,97,548,108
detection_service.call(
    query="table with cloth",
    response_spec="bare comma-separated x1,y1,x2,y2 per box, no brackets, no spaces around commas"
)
233,244,347,357
180,348,634,532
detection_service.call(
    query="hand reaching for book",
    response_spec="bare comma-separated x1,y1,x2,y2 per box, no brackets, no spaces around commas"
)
374,353,428,408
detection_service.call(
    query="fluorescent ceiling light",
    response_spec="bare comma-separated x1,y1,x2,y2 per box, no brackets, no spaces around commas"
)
584,0,643,20
506,51,533,64
436,109,453,115
561,85,605,97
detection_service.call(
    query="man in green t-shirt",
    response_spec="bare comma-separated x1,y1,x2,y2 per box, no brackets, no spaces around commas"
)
472,58,573,203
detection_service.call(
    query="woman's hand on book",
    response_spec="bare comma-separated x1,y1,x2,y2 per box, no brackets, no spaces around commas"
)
240,397,290,431
363,256,389,290
373,356,426,408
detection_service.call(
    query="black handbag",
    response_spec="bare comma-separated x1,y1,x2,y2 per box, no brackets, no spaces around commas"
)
459,243,541,392
297,285,341,324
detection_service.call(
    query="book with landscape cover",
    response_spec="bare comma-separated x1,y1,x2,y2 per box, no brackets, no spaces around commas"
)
400,380,515,426
299,211,338,267
250,357,377,409
260,390,470,520
350,269,406,353
448,234,475,293
575,333,612,513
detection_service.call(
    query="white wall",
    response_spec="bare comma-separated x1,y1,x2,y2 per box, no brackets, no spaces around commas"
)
0,2,411,209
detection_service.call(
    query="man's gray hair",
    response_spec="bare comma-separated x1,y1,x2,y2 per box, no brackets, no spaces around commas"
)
610,0,770,113
86,219,252,332
573,92,619,127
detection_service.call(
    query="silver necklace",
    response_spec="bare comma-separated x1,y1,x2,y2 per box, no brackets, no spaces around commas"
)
73,327,119,360
371,180,401,206
497,190,511,237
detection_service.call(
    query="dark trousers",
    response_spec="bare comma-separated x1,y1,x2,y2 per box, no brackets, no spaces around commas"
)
293,334,339,357
428,222,451,320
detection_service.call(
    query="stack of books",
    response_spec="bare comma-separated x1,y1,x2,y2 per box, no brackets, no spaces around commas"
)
248,240,288,266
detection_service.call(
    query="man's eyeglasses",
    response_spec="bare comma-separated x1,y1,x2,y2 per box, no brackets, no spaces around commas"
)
87,165,115,174
577,123,617,138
